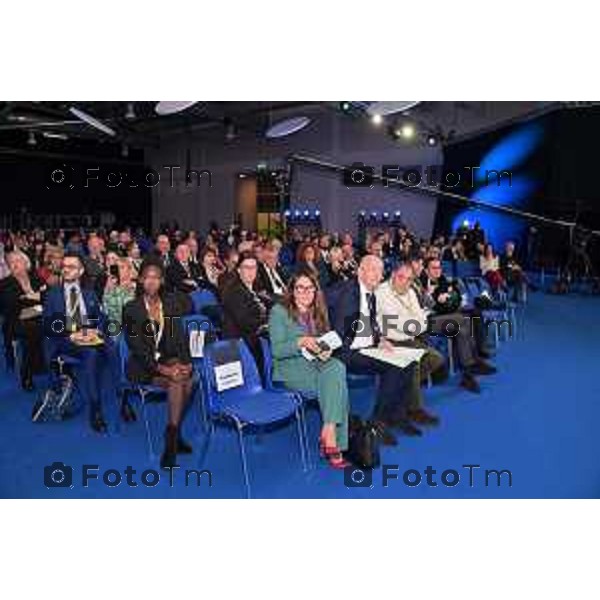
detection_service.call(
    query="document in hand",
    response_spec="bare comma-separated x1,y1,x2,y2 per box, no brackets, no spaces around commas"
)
358,346,425,369
301,330,343,361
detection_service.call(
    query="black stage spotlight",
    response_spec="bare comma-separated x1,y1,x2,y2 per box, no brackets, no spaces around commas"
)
426,133,438,147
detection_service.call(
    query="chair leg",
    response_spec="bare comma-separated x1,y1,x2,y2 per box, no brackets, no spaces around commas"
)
197,419,214,467
139,389,156,458
447,338,455,376
294,407,309,472
234,420,252,498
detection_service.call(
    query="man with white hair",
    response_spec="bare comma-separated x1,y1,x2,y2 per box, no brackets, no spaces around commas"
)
376,262,445,426
332,255,420,445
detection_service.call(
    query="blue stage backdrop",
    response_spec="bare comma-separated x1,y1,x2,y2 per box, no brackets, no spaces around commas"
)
435,117,550,251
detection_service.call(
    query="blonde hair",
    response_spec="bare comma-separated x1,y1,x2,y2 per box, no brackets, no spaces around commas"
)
6,250,31,272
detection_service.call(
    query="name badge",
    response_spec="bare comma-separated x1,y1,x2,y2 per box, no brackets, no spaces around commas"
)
214,361,244,392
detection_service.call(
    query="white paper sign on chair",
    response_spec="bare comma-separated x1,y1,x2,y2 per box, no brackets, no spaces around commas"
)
214,361,244,392
189,330,205,358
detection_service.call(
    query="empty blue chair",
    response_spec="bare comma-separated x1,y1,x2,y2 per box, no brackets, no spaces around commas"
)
201,339,307,497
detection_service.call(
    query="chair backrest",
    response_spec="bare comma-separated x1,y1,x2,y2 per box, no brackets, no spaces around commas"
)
181,313,216,337
190,289,219,313
201,339,263,414
441,260,456,278
455,261,481,278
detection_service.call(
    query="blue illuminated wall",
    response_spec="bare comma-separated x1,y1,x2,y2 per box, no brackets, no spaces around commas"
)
438,120,548,250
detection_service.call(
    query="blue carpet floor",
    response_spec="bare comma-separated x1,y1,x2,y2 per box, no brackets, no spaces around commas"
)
1,291,600,498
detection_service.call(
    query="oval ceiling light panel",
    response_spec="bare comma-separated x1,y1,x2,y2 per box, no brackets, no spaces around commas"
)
266,116,311,139
366,101,421,116
155,101,198,116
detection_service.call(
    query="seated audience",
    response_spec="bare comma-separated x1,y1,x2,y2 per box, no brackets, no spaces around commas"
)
376,262,446,421
0,251,46,390
123,260,194,468
501,240,528,300
197,246,222,294
420,258,496,393
480,243,505,291
222,252,271,377
296,242,329,287
269,272,349,468
43,253,110,432
256,241,288,300
167,243,199,294
152,234,173,270
217,247,239,297
332,255,419,444
103,257,136,328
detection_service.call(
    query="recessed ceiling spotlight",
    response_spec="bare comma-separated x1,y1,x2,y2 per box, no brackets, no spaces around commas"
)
371,113,383,125
400,123,416,139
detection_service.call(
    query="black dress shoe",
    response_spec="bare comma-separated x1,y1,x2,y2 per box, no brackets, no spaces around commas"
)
21,374,34,392
177,438,193,454
373,421,398,446
471,361,497,376
394,420,423,437
91,412,108,433
460,373,481,393
478,349,494,360
120,401,137,423
407,408,440,427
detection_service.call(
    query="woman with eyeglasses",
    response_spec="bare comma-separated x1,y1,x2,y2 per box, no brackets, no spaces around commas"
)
268,271,350,469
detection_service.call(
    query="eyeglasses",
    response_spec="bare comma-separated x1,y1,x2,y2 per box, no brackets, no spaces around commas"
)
294,285,316,293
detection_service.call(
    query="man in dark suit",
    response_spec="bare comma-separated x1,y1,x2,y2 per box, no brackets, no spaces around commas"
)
152,234,173,270
332,255,419,445
43,253,110,432
420,258,496,393
166,244,199,294
256,242,289,300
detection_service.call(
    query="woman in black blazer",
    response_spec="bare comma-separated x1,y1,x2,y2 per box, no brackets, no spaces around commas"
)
122,259,193,469
0,250,46,390
221,252,271,378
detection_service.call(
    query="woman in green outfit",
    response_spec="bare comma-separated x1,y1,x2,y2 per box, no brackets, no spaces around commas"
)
268,271,350,469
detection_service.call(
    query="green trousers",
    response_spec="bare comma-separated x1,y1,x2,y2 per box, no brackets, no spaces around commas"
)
274,356,349,450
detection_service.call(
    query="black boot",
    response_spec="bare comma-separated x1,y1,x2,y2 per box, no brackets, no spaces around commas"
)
177,435,193,454
160,424,179,469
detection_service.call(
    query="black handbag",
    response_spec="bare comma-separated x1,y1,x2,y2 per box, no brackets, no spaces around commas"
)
346,415,381,469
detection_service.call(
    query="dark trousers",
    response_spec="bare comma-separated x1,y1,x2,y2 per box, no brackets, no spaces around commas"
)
344,349,415,423
428,313,479,371
51,339,109,412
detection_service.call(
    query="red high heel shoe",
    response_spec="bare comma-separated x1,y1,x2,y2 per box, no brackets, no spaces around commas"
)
319,439,351,470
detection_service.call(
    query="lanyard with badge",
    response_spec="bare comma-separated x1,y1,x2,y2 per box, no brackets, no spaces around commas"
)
145,297,164,361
